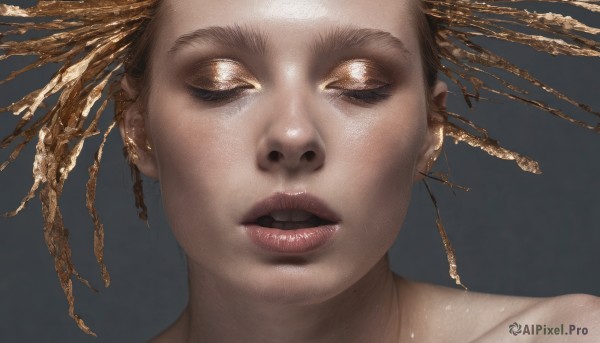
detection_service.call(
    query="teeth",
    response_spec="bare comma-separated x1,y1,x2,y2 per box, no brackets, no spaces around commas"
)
269,210,314,222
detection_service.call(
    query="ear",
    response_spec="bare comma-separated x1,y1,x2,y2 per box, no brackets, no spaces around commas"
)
413,80,447,182
119,76,159,179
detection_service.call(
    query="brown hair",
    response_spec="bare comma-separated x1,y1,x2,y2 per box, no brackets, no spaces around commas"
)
414,0,441,91
122,0,164,108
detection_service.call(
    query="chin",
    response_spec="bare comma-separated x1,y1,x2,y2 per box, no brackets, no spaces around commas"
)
227,261,357,306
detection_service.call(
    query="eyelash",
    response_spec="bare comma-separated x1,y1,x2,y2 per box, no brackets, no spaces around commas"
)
188,84,393,104
188,87,247,103
337,85,392,104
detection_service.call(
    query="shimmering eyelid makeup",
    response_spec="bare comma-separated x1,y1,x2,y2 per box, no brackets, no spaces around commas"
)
185,58,261,91
185,58,393,104
321,59,393,91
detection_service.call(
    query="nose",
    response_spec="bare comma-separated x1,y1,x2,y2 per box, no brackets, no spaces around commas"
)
256,98,325,174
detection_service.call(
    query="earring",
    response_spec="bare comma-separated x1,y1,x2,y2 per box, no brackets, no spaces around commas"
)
425,155,437,173
426,121,445,173
123,131,140,164
122,131,149,224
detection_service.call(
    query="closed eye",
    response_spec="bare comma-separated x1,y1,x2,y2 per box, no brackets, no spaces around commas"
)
187,84,392,104
187,86,252,103
336,84,393,105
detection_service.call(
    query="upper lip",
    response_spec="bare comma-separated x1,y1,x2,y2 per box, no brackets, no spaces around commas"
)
241,192,341,224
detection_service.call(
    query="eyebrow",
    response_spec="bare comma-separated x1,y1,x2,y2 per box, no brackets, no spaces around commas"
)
168,25,410,57
168,24,268,55
312,26,411,57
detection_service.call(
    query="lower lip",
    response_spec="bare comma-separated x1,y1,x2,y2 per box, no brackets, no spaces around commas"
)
244,224,338,254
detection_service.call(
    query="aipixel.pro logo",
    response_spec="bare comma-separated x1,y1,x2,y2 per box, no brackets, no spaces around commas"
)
508,322,589,336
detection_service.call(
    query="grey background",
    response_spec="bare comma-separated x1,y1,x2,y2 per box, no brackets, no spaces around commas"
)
1,1,599,342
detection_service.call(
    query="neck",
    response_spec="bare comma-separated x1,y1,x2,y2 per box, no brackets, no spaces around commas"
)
179,257,402,343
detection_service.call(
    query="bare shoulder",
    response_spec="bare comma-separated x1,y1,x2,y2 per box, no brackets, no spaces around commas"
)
395,277,600,342
531,293,600,322
474,293,600,342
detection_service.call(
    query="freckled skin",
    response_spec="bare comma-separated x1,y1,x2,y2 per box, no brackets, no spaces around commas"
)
118,1,600,342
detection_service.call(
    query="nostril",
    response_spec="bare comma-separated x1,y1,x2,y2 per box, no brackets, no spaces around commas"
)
303,151,316,162
268,151,282,162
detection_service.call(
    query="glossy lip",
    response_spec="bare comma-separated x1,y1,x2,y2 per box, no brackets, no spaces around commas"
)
241,192,341,254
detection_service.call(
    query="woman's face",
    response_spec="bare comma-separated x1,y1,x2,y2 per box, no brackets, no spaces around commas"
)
132,0,444,303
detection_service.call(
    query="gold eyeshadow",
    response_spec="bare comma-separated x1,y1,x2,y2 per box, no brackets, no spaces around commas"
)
185,58,260,91
321,59,392,91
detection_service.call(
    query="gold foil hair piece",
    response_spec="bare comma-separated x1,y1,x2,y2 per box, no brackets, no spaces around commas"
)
1,0,157,335
418,0,600,289
424,0,600,174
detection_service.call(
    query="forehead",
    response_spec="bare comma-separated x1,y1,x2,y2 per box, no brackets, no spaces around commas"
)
155,0,420,54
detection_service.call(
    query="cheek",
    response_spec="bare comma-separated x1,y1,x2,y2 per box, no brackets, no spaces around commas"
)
145,98,250,244
337,97,426,198
331,99,427,251
351,119,422,185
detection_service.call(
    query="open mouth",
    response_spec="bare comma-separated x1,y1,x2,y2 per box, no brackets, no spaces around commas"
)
254,210,335,230
243,193,340,253
242,192,341,231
